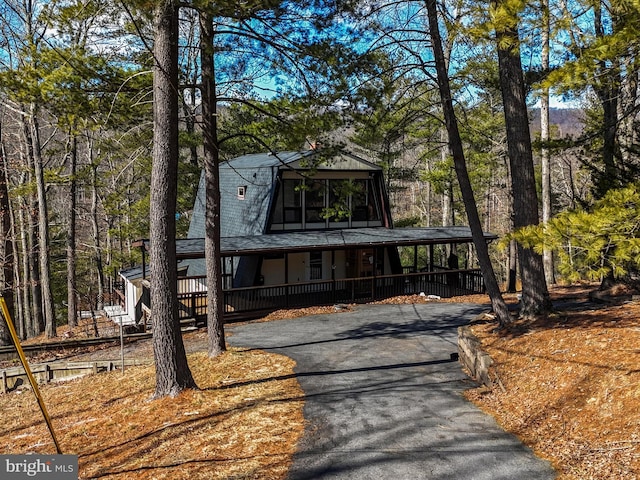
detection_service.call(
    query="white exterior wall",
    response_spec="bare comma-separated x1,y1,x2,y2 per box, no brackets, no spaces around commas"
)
259,249,391,286
261,253,320,285
124,278,140,324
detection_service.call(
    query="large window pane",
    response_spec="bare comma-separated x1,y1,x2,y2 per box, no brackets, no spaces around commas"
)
305,180,326,223
367,181,381,221
273,179,302,224
351,179,368,221
351,179,381,221
309,251,322,279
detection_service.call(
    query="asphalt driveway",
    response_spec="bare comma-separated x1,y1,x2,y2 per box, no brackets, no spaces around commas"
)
227,303,556,480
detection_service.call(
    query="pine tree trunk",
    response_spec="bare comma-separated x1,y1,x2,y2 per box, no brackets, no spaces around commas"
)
441,129,454,226
507,239,518,293
17,204,31,339
592,2,619,196
540,0,555,287
426,0,511,326
7,177,25,340
24,131,45,337
67,135,78,328
0,132,13,345
617,57,637,166
13,233,24,340
28,206,44,336
151,0,197,397
200,10,226,357
90,161,105,311
28,107,56,337
494,4,552,316
504,155,517,293
22,118,44,336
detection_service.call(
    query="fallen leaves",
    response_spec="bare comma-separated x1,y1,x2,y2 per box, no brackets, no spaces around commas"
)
3,284,638,479
465,298,640,479
0,348,305,480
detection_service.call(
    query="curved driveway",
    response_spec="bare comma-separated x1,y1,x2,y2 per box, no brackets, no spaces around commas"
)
227,303,556,480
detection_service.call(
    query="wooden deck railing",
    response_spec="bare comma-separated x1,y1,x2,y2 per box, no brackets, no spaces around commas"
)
165,268,484,322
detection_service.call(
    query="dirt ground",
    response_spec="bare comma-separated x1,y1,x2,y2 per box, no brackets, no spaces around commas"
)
3,284,639,479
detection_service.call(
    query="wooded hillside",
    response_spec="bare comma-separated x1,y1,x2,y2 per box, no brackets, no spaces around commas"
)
1,0,640,343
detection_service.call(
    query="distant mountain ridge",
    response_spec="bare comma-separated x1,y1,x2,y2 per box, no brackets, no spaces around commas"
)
529,108,585,138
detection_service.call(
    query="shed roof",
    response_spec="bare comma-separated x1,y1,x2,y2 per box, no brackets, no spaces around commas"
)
219,151,305,169
136,226,495,260
220,150,382,172
120,266,145,281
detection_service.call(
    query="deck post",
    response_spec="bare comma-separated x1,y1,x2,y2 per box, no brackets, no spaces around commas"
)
372,248,377,300
285,253,290,308
331,250,336,303
429,244,435,271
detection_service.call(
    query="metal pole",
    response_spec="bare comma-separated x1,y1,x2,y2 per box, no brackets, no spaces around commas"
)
120,319,125,374
0,297,62,454
141,245,146,279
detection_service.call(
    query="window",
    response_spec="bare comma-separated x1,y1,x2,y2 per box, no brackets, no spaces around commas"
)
237,186,247,200
349,179,381,222
351,180,368,221
309,251,323,280
367,184,381,221
305,180,326,223
271,175,383,230
273,179,302,225
328,180,352,223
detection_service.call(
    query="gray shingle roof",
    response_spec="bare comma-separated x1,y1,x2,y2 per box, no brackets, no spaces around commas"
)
218,150,381,171
124,226,493,279
170,226,493,258
219,151,306,169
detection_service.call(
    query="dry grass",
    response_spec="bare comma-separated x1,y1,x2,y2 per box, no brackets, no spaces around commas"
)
465,291,640,479
0,348,305,480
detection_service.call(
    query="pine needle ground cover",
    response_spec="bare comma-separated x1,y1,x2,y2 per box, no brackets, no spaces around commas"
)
0,349,305,479
2,286,639,479
466,294,640,479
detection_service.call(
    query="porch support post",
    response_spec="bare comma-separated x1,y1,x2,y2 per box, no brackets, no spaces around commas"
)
222,255,227,289
141,246,146,279
371,248,377,300
413,245,418,272
331,250,336,303
285,253,289,308
429,244,434,271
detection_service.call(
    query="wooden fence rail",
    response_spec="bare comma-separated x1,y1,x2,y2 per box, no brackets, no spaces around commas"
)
1,359,151,394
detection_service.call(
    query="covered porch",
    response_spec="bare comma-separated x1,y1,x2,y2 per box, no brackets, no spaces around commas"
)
123,226,496,324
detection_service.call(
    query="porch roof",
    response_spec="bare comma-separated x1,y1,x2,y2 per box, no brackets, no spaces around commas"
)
139,226,495,259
